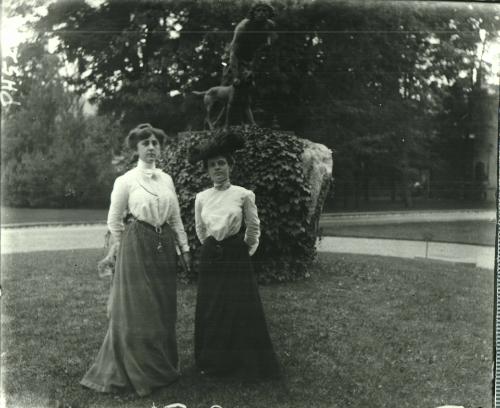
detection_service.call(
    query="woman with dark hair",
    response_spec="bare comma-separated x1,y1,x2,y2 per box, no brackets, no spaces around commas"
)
81,123,191,396
189,132,280,379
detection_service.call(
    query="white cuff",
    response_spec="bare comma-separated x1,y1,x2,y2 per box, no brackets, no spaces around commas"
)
248,244,258,256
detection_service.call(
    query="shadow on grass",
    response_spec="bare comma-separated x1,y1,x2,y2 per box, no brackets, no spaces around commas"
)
1,250,493,408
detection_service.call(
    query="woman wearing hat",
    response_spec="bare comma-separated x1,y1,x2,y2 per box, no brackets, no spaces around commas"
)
190,132,280,379
81,123,191,396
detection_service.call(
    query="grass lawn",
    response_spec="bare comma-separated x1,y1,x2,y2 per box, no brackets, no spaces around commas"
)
321,220,497,246
325,197,497,212
1,250,493,408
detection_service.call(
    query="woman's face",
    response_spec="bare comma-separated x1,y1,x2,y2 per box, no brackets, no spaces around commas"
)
136,135,161,164
207,155,231,185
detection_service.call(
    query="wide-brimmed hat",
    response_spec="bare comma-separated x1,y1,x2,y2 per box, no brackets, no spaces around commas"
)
188,131,245,164
125,123,168,149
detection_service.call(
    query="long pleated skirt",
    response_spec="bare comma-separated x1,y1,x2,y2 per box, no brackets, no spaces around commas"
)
81,220,180,396
194,234,281,379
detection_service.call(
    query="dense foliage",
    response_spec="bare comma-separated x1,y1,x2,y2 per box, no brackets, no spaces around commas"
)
3,0,499,209
163,126,319,283
1,46,122,208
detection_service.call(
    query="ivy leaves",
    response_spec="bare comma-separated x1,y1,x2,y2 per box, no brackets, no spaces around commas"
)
163,126,319,283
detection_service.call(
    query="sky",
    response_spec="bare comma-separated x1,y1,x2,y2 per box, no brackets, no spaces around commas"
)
2,0,105,58
2,15,31,59
1,2,98,113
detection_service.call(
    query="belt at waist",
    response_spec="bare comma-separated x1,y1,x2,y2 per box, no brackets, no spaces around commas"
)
133,218,169,234
206,233,243,246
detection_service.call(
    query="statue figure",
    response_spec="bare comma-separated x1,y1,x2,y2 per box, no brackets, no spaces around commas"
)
193,2,277,129
223,2,277,88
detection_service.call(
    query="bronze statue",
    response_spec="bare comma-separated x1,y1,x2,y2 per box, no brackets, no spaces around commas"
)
223,2,277,87
192,69,254,129
193,2,277,129
192,85,235,130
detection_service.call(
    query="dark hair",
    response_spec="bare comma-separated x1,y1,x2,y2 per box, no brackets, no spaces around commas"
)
125,123,167,150
249,2,275,19
202,154,235,170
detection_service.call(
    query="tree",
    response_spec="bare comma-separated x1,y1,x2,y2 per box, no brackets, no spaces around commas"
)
14,0,500,208
295,1,499,207
1,43,121,208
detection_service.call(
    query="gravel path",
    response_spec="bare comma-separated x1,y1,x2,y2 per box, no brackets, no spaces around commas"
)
1,225,108,254
1,220,495,270
317,236,495,270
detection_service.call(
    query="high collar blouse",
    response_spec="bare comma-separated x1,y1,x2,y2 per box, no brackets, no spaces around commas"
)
107,161,190,253
194,184,260,256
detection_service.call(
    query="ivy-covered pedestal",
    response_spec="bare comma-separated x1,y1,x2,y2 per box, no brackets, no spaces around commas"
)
164,126,333,283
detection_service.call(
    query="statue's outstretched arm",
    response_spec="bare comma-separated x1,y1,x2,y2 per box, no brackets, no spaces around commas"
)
228,18,249,76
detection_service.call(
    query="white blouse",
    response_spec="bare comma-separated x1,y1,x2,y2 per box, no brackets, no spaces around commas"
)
195,185,260,256
107,160,190,253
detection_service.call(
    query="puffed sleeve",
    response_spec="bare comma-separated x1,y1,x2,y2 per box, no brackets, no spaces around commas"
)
107,176,129,244
243,190,260,256
194,193,208,244
165,175,190,253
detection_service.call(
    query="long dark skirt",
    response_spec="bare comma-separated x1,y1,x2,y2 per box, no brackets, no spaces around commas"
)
81,221,180,396
194,234,280,379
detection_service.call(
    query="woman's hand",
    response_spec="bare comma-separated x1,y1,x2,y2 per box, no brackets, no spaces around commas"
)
181,252,192,272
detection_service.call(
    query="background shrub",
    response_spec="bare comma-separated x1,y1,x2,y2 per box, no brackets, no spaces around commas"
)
163,126,328,283
1,113,120,209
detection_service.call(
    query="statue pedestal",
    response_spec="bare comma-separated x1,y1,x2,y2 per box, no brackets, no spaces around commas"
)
165,126,333,282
